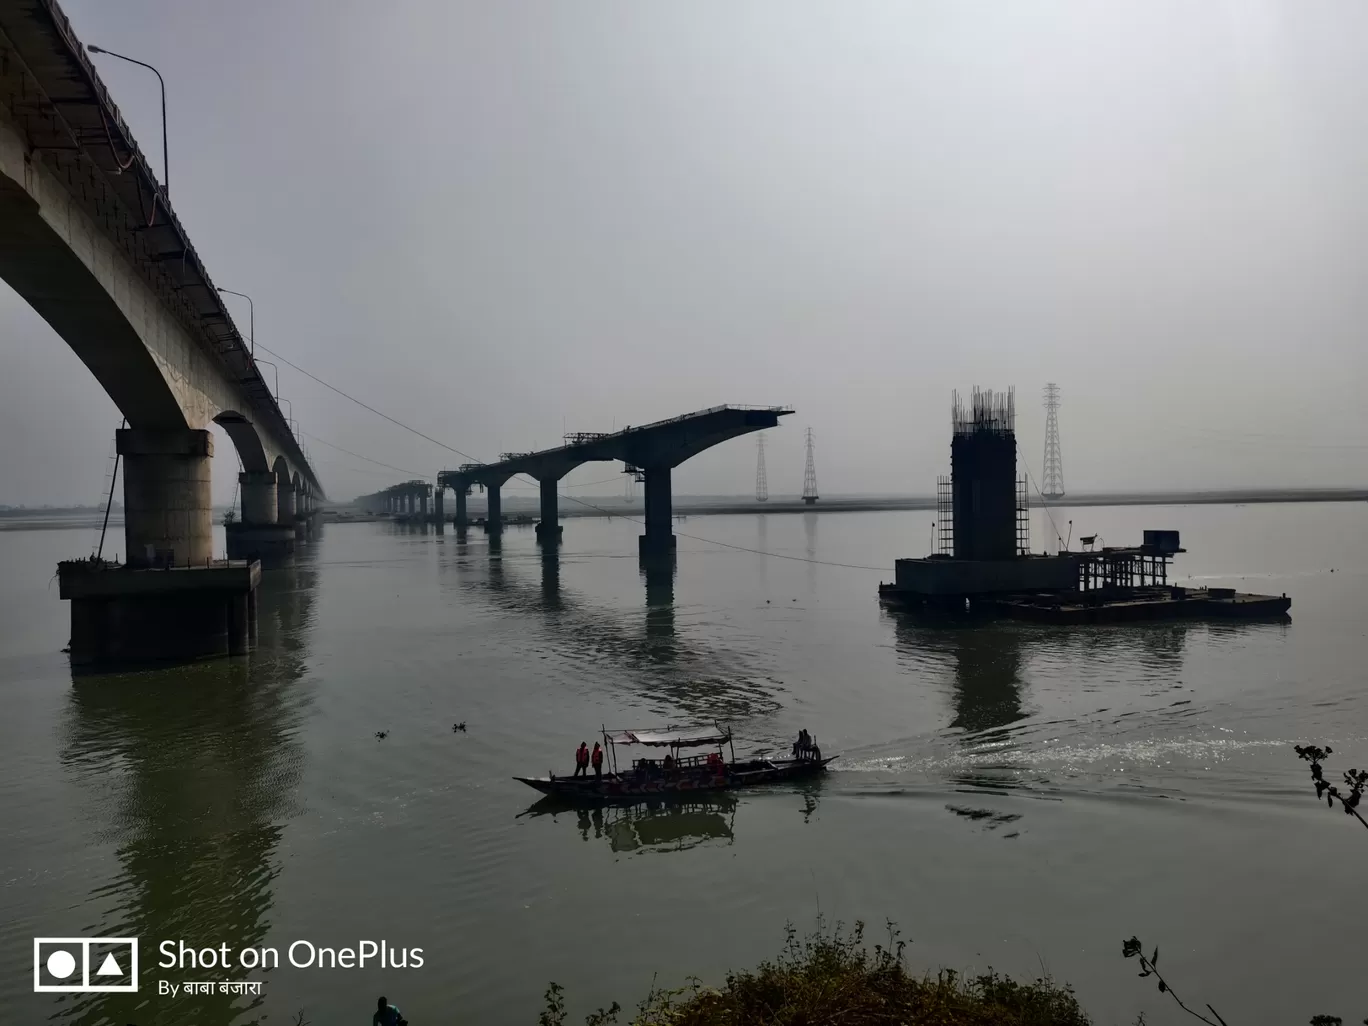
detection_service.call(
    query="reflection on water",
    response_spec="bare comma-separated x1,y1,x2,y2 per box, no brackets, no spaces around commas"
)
641,558,676,661
945,627,1025,739
441,544,779,721
888,614,1026,741
54,563,318,1026
521,794,738,854
540,549,562,611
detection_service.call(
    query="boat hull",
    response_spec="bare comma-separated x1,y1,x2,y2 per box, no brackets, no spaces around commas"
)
515,756,835,801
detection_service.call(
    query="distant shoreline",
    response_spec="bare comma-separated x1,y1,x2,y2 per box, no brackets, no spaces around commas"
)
568,487,1368,519
3,488,1362,532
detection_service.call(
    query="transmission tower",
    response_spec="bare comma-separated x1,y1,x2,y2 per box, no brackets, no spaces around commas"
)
1042,383,1065,499
755,432,769,502
801,427,818,504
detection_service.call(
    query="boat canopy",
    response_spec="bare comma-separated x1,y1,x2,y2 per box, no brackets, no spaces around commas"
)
604,724,731,748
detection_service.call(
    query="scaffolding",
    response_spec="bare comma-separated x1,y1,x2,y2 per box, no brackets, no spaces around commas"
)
1075,549,1172,592
935,475,954,555
1016,476,1030,555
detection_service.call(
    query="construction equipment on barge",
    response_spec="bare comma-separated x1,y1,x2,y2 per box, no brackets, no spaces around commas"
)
878,387,1290,624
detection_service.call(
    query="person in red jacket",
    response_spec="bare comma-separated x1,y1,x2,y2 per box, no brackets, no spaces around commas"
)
573,741,590,777
591,742,604,780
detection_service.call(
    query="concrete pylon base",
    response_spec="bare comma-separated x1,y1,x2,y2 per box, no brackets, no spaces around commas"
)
226,523,296,567
638,534,678,560
535,522,564,545
58,558,260,667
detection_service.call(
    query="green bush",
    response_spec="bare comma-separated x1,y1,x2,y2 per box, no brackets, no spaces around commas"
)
541,920,1091,1026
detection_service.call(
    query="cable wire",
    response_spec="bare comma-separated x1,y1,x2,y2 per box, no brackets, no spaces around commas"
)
255,343,481,463
300,430,427,477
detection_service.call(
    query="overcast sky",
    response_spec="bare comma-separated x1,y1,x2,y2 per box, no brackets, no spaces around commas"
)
4,0,1367,505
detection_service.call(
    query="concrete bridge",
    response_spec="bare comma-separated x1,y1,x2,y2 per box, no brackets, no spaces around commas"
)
369,480,433,517
0,1,324,661
436,405,793,555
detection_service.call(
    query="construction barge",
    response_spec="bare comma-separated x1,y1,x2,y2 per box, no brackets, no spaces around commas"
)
878,387,1291,625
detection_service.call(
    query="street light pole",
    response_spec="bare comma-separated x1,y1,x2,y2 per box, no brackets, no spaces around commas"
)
216,287,254,355
87,45,168,196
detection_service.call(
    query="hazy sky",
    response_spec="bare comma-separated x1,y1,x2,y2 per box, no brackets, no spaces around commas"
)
4,0,1367,505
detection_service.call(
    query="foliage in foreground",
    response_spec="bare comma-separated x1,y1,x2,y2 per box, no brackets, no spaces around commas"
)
540,920,1091,1026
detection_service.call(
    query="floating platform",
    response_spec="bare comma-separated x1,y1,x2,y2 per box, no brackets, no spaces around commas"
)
58,558,260,667
993,586,1290,624
878,583,1290,624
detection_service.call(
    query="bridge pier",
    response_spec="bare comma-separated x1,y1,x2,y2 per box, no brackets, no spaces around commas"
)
639,465,677,558
535,476,564,546
293,483,310,541
454,486,469,529
59,428,260,667
434,486,445,532
277,473,297,522
486,482,503,533
119,428,214,567
227,470,296,566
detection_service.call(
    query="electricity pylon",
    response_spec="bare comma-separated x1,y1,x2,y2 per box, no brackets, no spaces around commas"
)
755,432,769,502
1042,383,1065,499
801,428,818,505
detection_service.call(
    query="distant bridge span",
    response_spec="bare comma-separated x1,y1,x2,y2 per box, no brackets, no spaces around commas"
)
435,405,794,554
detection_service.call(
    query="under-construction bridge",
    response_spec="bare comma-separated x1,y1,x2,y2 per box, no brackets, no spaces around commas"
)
435,405,793,555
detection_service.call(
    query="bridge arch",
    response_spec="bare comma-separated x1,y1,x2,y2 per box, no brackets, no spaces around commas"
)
212,412,270,473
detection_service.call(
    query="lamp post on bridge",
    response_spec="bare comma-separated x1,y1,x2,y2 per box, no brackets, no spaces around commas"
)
216,287,254,356
86,45,169,196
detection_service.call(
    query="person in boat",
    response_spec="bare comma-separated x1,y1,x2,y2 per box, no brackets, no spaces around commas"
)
662,752,675,777
373,996,405,1026
573,741,590,778
591,742,604,780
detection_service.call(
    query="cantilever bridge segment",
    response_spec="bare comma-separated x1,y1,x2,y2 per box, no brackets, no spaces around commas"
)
437,405,793,554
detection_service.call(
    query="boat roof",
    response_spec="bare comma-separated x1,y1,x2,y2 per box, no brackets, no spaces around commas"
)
604,724,731,747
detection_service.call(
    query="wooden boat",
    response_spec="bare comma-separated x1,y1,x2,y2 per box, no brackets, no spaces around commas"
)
514,723,835,802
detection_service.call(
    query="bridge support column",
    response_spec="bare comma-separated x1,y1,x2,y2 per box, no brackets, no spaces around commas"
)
535,477,564,546
59,428,261,667
118,428,213,567
639,465,677,559
455,486,468,530
294,485,309,541
486,482,502,532
434,486,445,532
240,471,277,525
277,474,296,522
227,470,296,566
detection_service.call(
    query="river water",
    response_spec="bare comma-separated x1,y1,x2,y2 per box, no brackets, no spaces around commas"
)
2,502,1364,1025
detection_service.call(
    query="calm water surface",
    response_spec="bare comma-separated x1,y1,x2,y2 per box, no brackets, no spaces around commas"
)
2,503,1366,1024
